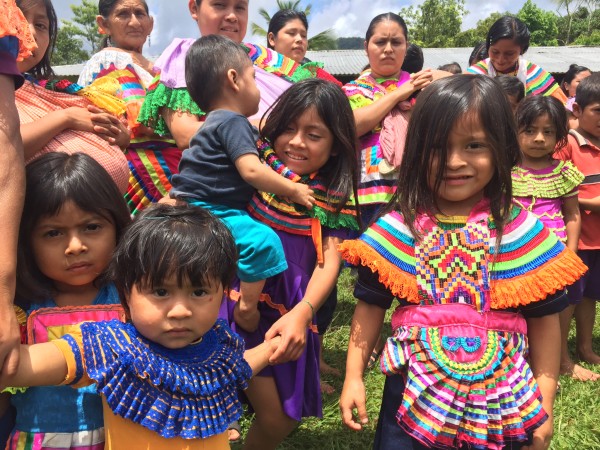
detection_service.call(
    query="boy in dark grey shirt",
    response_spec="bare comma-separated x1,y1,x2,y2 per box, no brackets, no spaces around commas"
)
171,35,314,332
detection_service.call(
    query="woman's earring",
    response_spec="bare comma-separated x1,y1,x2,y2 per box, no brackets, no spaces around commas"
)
148,34,151,47
107,35,112,47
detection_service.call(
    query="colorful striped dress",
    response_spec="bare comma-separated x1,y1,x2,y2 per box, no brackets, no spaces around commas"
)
342,71,412,219
468,57,567,103
77,50,181,214
340,200,586,449
7,286,123,450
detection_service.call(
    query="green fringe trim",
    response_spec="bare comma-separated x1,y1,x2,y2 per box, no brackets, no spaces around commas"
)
2,387,27,394
512,161,584,199
311,204,359,231
138,84,205,137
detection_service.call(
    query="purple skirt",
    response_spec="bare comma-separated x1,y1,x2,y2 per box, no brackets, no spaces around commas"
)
219,229,323,421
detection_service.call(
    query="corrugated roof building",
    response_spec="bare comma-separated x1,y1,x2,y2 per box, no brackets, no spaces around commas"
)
54,46,599,82
306,46,600,83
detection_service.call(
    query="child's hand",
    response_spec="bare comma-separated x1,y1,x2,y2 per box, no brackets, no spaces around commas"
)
265,335,282,363
233,301,260,333
339,376,369,431
88,105,130,148
264,304,310,364
409,69,434,92
286,183,315,209
522,415,553,450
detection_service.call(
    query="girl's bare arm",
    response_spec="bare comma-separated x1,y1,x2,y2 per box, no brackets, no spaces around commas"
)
340,300,386,431
1,343,68,389
265,236,342,363
563,195,581,253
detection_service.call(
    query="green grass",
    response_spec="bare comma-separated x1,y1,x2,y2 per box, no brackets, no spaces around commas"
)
234,269,600,449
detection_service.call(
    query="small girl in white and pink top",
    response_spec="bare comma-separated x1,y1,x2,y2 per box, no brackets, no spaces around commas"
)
511,94,583,253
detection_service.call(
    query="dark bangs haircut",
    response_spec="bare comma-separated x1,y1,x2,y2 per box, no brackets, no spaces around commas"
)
267,9,308,49
402,43,423,74
98,0,150,48
495,75,525,102
575,72,600,110
365,12,408,43
17,0,57,79
17,153,131,304
105,204,237,317
486,16,530,54
561,63,591,95
260,78,359,217
185,34,250,112
516,96,568,148
391,74,520,241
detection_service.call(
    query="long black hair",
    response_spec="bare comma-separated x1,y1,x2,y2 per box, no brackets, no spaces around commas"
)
17,0,57,79
17,153,131,303
260,78,359,216
389,75,520,242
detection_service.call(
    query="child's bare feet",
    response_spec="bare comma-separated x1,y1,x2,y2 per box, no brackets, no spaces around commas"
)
560,361,600,381
320,360,341,377
577,350,600,366
228,421,241,442
320,380,336,395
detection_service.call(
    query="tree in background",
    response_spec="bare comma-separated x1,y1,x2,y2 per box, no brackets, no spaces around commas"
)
50,0,102,66
251,0,337,50
400,0,467,47
454,12,508,47
518,0,559,45
62,0,103,53
52,24,90,66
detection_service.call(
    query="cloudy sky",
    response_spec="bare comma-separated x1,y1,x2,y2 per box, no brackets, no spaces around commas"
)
51,0,563,57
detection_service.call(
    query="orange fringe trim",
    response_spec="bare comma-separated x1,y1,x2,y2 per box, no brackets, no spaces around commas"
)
0,0,36,61
340,242,587,309
339,240,420,303
491,247,588,309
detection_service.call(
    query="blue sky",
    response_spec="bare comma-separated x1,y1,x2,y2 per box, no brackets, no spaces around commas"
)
50,0,562,57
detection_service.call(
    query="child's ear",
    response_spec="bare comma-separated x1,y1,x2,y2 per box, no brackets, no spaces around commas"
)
188,0,199,20
573,102,582,119
226,69,241,92
267,32,276,48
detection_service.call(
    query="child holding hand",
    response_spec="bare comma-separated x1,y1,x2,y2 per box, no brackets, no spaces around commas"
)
2,203,280,450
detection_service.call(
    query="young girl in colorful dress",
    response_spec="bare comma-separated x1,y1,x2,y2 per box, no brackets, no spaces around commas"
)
3,203,281,450
220,78,359,450
5,152,131,450
512,95,596,383
339,74,587,450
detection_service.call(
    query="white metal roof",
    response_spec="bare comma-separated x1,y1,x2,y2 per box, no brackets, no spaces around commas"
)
53,46,600,78
306,46,600,76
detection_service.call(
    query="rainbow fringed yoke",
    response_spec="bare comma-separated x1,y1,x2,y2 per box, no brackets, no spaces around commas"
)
248,140,357,263
58,318,251,440
248,139,358,236
340,202,587,309
243,43,341,86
